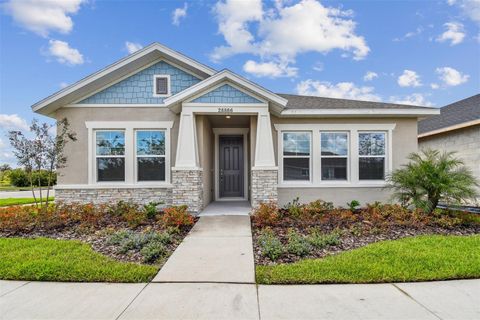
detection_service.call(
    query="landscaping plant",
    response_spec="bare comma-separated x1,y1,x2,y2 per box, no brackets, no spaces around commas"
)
258,228,284,261
160,205,194,228
286,229,311,257
387,149,478,214
251,202,280,227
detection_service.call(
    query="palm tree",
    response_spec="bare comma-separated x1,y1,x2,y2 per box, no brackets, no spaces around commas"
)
387,149,478,214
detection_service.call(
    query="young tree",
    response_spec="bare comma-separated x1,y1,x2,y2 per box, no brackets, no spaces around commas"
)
8,118,76,207
387,149,478,213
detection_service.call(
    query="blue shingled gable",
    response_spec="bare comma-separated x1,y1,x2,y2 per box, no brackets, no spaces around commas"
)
190,84,262,104
78,61,201,104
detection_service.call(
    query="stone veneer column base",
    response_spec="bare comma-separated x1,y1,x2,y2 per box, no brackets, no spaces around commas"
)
54,187,172,206
251,168,278,209
171,168,203,214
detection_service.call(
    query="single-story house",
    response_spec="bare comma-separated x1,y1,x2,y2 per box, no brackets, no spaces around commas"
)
33,43,439,214
418,94,480,203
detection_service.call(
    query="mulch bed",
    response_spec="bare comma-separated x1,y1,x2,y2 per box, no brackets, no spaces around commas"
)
252,219,480,265
0,219,197,265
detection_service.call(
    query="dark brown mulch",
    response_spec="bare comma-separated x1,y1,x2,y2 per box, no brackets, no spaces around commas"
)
0,218,198,265
252,222,480,265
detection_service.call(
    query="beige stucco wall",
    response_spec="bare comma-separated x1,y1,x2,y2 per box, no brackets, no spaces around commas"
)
55,107,179,185
196,115,214,207
419,125,480,203
270,116,419,206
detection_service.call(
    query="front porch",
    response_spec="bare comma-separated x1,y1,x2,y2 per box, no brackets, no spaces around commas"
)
172,107,279,214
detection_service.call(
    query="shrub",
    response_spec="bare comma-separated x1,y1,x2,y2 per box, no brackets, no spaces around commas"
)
286,229,311,257
107,201,146,227
107,230,135,245
304,199,334,215
306,228,342,249
8,168,29,187
140,241,167,263
160,205,194,228
143,230,172,245
143,202,162,219
258,228,284,261
251,202,280,227
347,200,360,212
284,197,303,218
387,149,478,214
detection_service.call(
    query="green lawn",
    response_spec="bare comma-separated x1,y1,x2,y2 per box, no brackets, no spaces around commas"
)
0,197,54,207
256,235,480,284
0,238,158,282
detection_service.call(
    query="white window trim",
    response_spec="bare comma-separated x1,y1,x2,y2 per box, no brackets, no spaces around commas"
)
274,123,395,188
86,121,173,187
320,131,350,182
358,131,387,182
153,74,171,97
95,130,126,183
279,131,313,185
134,130,167,184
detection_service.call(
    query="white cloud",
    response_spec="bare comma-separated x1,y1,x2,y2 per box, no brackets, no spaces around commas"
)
125,41,143,54
3,0,85,37
430,83,440,89
436,66,469,86
0,114,29,131
48,39,84,65
243,60,298,78
172,3,188,26
363,71,378,81
397,70,422,87
212,0,369,77
59,82,69,88
296,80,381,102
436,22,465,45
393,26,423,41
448,0,480,25
390,93,433,106
312,62,324,72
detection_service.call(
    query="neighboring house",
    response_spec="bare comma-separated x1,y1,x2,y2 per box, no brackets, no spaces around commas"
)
32,43,439,214
418,94,480,203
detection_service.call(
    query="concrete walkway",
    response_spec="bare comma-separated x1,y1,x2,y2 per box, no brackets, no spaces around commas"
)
1,279,479,319
153,215,255,283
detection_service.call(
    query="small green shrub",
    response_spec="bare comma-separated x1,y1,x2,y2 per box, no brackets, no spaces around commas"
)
306,228,341,249
107,230,135,245
284,197,303,218
140,241,167,263
286,229,311,257
347,200,361,211
144,231,172,245
143,202,162,219
258,228,284,261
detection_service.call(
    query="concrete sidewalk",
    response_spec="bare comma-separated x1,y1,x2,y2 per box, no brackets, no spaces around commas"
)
1,279,479,319
152,215,255,283
0,190,55,199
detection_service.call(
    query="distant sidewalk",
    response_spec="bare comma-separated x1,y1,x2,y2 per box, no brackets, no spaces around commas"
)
0,189,55,199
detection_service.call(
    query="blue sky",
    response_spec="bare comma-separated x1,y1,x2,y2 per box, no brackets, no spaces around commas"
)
0,0,479,166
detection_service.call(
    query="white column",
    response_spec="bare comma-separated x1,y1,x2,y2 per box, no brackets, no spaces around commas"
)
254,111,276,167
174,111,199,168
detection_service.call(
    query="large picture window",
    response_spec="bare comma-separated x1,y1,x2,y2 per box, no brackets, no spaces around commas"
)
282,132,311,181
358,132,386,180
320,132,348,180
95,130,125,182
136,130,166,181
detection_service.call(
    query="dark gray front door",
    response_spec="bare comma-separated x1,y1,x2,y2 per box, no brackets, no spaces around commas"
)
219,135,244,198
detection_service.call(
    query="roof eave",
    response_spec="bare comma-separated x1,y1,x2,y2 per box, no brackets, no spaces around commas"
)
418,119,480,138
280,108,440,117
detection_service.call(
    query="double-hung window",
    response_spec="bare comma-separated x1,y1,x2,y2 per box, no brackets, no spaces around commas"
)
282,132,311,181
358,132,386,180
95,130,125,182
320,132,348,180
135,130,166,181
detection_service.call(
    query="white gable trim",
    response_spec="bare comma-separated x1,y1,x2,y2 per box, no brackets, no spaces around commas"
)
32,42,216,114
280,108,440,117
164,70,288,108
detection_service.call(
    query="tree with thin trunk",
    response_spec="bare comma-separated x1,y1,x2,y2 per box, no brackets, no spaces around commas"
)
8,118,76,207
387,149,478,214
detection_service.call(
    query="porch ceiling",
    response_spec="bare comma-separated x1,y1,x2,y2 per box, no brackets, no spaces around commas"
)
206,115,251,128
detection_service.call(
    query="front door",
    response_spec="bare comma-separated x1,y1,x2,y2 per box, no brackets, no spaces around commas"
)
219,135,244,198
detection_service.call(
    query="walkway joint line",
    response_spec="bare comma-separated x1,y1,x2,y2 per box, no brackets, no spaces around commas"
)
115,282,149,320
392,283,443,320
0,281,31,298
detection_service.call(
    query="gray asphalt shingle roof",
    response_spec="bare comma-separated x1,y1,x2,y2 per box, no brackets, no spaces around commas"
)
418,94,480,135
276,93,433,110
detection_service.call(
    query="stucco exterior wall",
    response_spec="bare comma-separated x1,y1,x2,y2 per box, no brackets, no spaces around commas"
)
419,125,480,203
270,116,419,206
55,107,179,185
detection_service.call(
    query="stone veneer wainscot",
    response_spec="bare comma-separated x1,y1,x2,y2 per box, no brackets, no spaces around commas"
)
171,168,204,214
251,168,278,208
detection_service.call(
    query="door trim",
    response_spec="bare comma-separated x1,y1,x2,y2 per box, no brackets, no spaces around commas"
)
213,128,249,201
